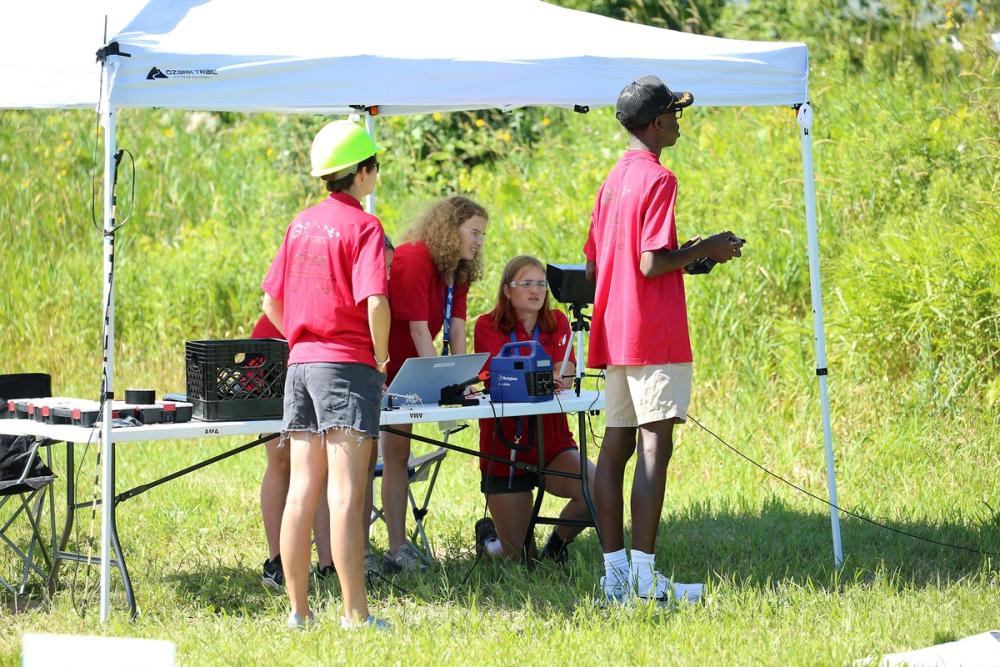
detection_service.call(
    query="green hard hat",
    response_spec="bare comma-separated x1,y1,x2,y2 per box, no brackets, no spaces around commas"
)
310,120,383,178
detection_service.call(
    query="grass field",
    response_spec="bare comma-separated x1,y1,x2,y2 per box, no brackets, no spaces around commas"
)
2,1,999,664
0,397,996,665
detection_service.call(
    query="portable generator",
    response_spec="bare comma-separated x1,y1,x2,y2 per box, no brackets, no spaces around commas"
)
489,340,555,403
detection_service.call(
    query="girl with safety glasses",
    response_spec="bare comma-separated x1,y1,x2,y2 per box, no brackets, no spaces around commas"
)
472,255,596,563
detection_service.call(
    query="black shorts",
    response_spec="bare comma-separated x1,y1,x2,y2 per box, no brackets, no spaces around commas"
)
480,471,539,494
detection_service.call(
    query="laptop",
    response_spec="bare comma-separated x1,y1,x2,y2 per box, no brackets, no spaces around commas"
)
383,353,489,408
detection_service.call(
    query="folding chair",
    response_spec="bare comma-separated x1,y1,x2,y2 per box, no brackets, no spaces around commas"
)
0,373,56,604
371,428,454,559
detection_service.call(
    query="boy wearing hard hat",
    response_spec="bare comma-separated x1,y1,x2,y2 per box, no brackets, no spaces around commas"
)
262,119,391,630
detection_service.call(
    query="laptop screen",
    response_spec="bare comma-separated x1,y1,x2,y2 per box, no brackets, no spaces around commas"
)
383,353,489,408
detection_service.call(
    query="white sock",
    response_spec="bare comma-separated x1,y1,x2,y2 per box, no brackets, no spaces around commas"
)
603,548,630,588
630,549,656,594
484,537,503,557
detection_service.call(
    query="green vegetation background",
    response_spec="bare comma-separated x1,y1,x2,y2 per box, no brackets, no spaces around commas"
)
1,1,998,665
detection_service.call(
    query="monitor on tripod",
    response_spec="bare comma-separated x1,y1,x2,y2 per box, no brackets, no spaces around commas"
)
546,264,594,307
546,264,593,396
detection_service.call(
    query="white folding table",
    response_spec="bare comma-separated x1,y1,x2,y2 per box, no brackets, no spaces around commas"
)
0,389,603,618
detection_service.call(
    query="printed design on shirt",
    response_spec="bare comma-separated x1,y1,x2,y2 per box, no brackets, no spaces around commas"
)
601,185,616,217
614,184,634,249
597,185,621,250
287,219,342,296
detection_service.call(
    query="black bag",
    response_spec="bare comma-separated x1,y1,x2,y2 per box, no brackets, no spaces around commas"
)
0,435,55,495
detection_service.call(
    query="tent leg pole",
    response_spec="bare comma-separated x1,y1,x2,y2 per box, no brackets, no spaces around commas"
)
797,102,844,568
364,112,376,215
100,100,117,623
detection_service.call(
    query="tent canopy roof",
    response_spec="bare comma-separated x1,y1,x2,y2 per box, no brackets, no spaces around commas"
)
1,0,808,114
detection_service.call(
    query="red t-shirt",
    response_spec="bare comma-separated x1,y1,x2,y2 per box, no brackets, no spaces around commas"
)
474,310,577,478
386,241,469,381
262,192,387,367
251,314,283,340
583,150,692,368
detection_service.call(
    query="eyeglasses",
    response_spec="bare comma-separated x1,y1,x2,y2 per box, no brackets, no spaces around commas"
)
460,226,486,242
508,279,548,290
371,160,380,172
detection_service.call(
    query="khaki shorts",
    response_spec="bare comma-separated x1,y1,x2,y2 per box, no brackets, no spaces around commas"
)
604,363,692,428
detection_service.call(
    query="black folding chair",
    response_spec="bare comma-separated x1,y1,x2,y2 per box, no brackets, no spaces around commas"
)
0,373,56,603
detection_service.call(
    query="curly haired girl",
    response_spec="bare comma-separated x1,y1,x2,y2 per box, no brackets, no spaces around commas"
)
375,196,489,572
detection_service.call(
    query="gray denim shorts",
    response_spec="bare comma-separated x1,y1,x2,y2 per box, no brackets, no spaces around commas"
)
281,362,384,440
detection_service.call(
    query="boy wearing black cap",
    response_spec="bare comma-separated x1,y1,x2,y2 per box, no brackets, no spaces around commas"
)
584,75,743,604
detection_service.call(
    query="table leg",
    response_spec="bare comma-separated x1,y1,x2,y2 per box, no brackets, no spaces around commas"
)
525,415,546,562
523,411,602,554
109,440,137,619
46,444,57,584
577,411,602,546
48,439,137,618
49,441,76,592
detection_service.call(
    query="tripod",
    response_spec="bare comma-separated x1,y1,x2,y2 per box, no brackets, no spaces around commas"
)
559,302,591,397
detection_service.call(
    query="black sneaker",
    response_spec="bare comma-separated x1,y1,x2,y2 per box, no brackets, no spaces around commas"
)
474,517,498,557
314,563,336,580
262,555,284,592
539,541,569,564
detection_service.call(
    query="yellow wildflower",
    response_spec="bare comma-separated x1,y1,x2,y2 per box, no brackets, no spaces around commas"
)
475,118,486,128
542,117,551,127
164,127,175,138
433,112,443,122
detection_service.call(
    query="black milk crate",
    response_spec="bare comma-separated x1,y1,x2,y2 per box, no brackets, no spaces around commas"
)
185,339,287,421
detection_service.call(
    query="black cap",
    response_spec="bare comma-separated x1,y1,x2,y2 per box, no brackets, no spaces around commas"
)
615,75,694,128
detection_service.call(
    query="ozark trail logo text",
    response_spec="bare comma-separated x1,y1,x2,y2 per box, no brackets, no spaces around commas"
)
147,67,218,80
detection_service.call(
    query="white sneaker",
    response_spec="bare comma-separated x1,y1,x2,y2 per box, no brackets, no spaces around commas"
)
341,615,391,631
287,611,316,629
382,543,427,573
598,575,630,605
637,571,704,605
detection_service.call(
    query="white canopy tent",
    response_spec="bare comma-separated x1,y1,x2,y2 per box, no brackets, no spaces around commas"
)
1,0,842,621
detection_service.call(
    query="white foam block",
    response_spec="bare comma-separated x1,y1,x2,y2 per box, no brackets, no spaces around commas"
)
22,633,175,667
875,631,1000,667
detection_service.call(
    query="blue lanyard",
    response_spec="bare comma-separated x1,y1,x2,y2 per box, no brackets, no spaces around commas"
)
441,284,454,356
508,323,540,345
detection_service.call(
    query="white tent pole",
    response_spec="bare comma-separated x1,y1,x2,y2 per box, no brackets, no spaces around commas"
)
797,101,844,568
99,97,117,622
364,111,376,215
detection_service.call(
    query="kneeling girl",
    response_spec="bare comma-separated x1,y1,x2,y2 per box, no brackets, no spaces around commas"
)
474,255,596,562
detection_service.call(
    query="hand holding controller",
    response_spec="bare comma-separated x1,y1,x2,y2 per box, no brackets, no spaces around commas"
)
684,233,745,275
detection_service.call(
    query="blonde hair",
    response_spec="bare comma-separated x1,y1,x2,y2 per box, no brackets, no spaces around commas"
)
401,196,488,285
